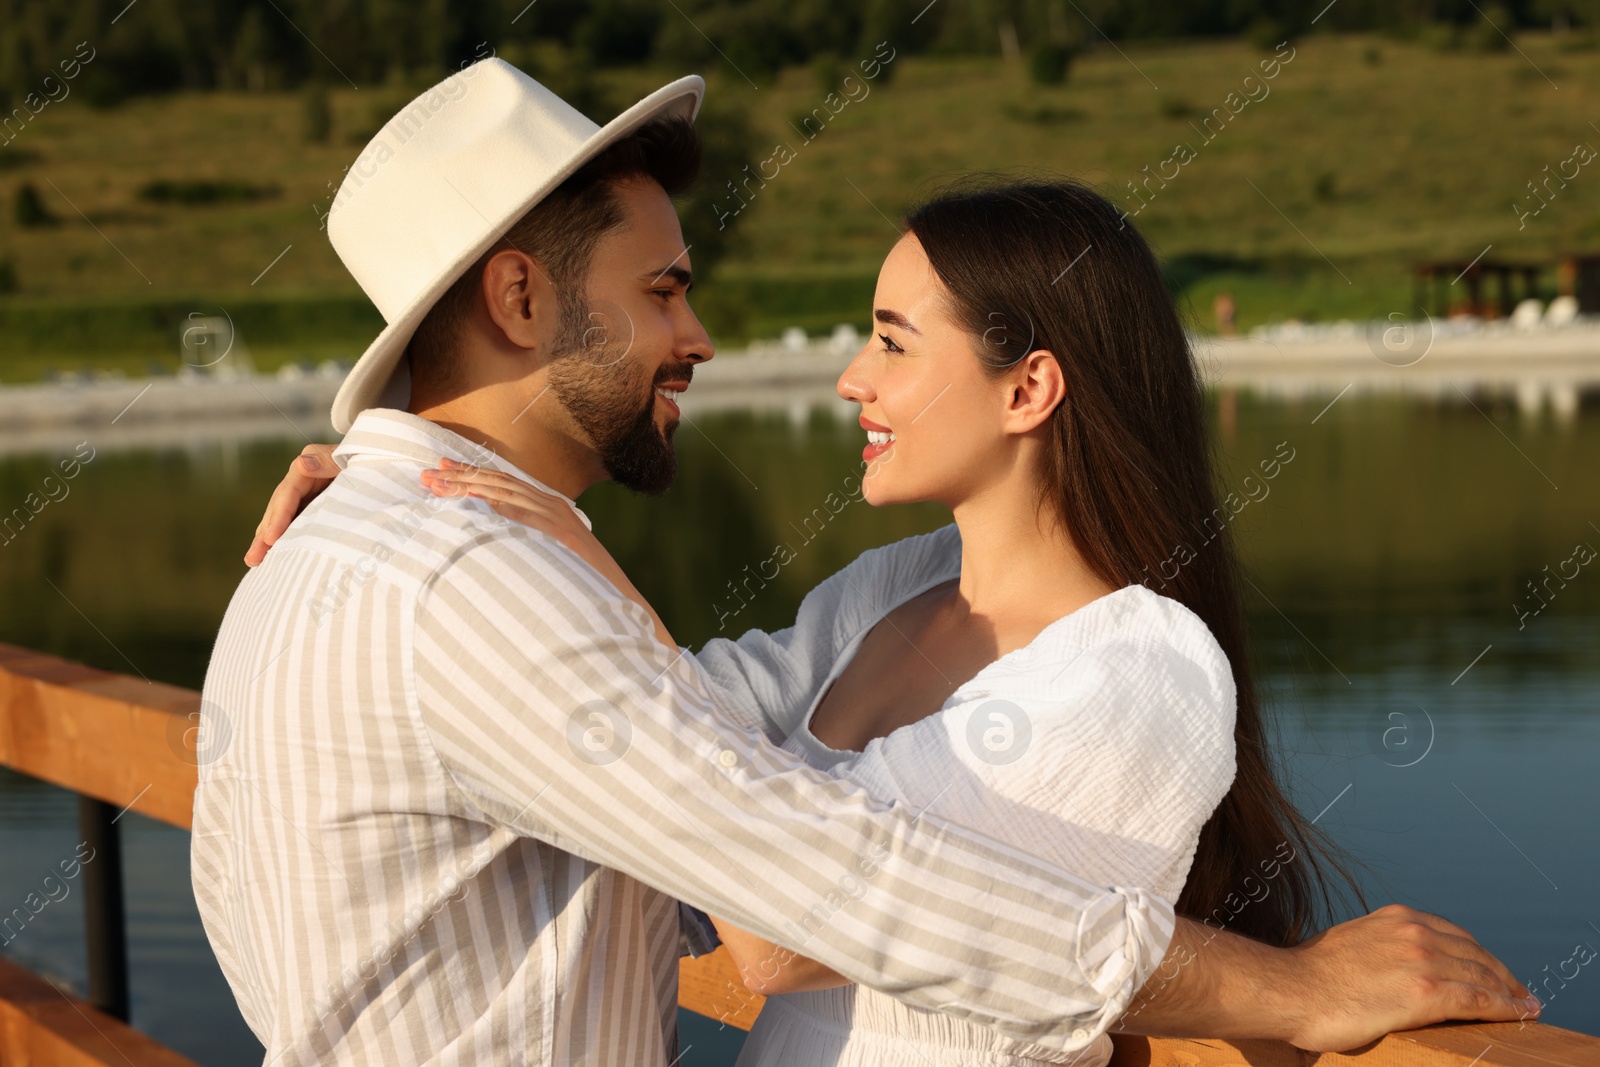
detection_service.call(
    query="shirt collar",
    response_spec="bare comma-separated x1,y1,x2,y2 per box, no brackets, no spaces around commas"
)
332,408,592,531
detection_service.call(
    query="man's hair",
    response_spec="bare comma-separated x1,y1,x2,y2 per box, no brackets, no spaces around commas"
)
406,115,701,394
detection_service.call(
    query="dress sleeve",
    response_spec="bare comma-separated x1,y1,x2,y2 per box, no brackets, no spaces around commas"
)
835,620,1237,908
694,524,962,743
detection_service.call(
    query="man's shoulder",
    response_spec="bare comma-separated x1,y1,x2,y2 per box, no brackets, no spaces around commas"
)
275,458,579,587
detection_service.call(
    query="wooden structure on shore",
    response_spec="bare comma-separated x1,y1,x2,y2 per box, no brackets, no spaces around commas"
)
1414,253,1600,320
1,641,1596,1066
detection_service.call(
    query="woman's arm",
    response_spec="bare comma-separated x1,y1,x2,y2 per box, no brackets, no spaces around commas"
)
708,917,851,996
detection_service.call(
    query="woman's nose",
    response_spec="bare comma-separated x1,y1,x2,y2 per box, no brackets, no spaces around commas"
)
836,343,880,403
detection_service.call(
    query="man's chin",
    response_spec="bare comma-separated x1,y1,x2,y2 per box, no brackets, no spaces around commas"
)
603,431,677,495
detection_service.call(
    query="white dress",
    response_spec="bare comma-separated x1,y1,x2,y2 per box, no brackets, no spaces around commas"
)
695,524,1238,1067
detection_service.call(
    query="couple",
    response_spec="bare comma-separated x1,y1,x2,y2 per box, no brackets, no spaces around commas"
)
195,58,1536,1065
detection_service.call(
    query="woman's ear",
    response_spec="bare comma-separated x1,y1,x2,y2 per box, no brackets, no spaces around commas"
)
1001,349,1066,435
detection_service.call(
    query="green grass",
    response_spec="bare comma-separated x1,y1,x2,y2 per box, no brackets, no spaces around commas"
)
0,294,382,382
1,32,1597,374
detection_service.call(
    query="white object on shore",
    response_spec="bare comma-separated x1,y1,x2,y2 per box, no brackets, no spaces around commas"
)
829,323,861,353
782,326,808,352
1510,298,1544,330
1546,295,1579,327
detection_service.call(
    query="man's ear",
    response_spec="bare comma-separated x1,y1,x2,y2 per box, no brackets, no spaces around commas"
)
479,248,554,352
1002,349,1066,435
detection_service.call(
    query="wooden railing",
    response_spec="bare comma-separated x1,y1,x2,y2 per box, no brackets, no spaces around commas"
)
1,641,1594,1067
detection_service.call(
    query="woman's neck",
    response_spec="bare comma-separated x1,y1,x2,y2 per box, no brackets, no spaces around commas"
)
946,477,1116,637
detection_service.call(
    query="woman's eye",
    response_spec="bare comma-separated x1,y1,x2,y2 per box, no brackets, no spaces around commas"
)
878,333,903,353
652,289,675,301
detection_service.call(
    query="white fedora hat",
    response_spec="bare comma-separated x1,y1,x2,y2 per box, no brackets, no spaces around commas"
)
326,58,703,433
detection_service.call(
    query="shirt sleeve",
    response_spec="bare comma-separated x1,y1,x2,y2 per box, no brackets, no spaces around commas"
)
411,529,1174,1051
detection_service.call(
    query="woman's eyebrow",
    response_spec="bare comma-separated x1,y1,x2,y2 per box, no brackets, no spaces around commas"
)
874,308,919,334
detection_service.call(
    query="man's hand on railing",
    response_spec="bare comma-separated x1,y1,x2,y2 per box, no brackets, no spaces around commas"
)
244,444,339,566
1119,904,1540,1053
1281,904,1538,1051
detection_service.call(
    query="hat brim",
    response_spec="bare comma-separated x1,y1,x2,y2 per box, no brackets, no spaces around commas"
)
330,75,704,434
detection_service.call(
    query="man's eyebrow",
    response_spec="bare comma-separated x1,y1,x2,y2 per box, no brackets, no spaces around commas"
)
644,265,693,290
874,308,919,334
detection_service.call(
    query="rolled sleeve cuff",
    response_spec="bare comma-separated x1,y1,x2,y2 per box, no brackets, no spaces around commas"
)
1071,887,1177,1041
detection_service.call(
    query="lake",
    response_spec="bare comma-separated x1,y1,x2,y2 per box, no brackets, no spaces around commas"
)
0,390,1596,1064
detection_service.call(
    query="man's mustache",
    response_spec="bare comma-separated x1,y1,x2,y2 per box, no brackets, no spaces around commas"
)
653,365,694,389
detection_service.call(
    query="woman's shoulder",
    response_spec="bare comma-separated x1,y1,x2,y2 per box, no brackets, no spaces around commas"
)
841,522,961,579
797,523,961,621
1082,584,1231,678
989,583,1236,730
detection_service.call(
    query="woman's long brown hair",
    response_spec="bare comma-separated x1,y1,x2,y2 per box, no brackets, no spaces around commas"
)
906,177,1362,946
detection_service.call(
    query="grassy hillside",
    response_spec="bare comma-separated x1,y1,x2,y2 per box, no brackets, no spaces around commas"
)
1,31,1597,377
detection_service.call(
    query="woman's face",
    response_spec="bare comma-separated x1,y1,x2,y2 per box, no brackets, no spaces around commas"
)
837,233,1026,508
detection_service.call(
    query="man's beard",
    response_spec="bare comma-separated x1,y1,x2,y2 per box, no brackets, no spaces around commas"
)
546,311,687,496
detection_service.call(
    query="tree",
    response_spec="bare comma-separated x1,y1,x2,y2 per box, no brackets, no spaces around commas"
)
302,79,331,142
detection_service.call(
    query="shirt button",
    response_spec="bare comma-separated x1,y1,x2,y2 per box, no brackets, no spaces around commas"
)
1072,1029,1090,1042
718,750,738,769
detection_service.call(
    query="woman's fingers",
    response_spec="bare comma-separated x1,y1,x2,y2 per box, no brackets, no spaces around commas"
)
428,463,550,500
244,444,341,566
423,465,571,520
454,481,551,514
298,443,338,475
482,499,545,529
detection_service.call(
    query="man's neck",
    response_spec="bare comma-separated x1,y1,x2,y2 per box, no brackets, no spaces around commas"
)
411,389,601,501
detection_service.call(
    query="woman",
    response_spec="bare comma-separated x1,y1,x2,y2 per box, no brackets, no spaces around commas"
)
255,178,1354,1064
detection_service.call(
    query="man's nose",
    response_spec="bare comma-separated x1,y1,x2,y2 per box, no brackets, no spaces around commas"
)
678,309,715,364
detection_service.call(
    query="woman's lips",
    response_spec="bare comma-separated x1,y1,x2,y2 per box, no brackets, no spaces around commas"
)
860,416,894,462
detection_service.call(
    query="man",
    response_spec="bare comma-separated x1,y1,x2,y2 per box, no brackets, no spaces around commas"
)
203,58,1537,1064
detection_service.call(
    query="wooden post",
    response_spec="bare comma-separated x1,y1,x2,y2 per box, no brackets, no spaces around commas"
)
77,795,130,1022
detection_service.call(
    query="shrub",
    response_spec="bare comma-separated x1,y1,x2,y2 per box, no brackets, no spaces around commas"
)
136,180,281,205
14,182,55,227
1029,42,1074,85
0,147,40,172
1159,95,1194,119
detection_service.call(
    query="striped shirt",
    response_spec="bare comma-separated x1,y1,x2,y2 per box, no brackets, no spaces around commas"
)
191,409,1177,1065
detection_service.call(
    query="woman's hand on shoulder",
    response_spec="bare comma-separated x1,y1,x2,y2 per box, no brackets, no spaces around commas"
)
421,458,599,566
423,459,678,649
246,444,339,567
